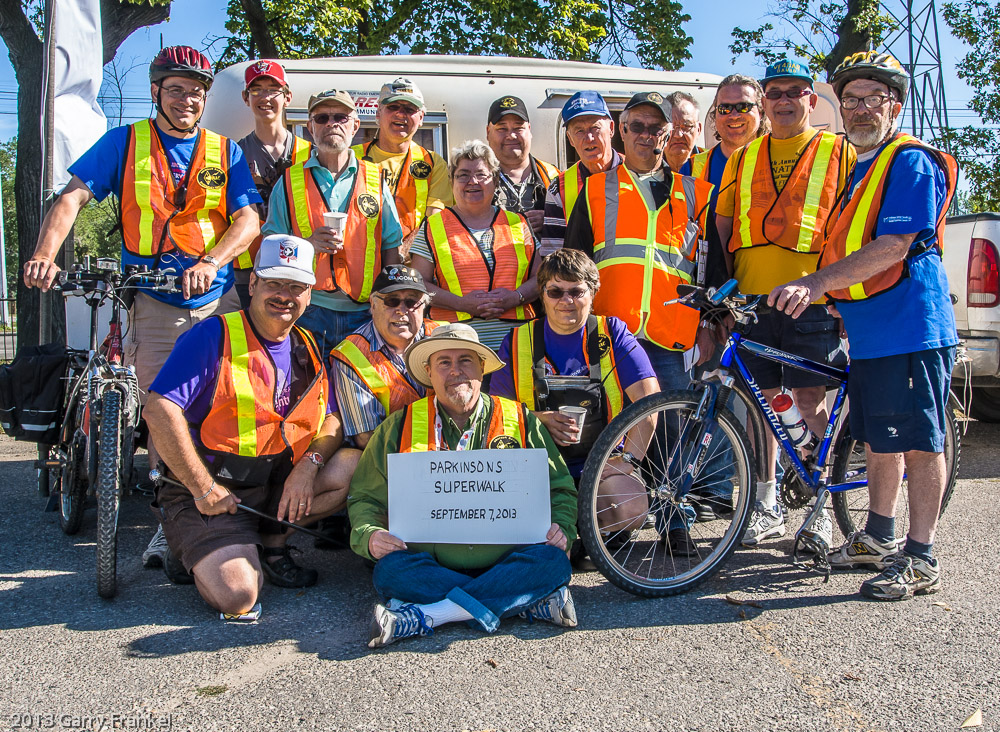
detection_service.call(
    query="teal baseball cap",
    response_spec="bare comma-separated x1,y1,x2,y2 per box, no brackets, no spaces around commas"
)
760,59,814,88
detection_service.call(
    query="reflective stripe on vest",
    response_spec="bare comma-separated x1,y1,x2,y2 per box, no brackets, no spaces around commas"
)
132,122,156,255
560,163,582,219
352,141,432,236
426,209,536,322
534,157,561,188
399,395,527,452
690,149,709,180
225,311,259,456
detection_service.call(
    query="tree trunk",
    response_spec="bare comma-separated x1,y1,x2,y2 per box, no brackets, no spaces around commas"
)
236,0,279,59
827,0,879,79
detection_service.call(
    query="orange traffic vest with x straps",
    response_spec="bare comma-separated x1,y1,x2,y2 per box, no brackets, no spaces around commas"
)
353,140,434,238
121,119,231,259
398,395,527,452
424,208,536,322
235,135,312,270
820,134,958,302
585,166,712,351
281,157,384,302
331,320,439,415
728,130,847,254
199,310,328,471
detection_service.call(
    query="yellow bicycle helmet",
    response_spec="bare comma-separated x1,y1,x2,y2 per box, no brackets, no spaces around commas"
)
831,51,909,102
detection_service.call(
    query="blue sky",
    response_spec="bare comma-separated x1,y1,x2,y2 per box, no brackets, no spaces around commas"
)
0,0,980,142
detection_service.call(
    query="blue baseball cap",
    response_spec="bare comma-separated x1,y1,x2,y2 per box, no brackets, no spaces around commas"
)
561,91,612,124
760,59,814,88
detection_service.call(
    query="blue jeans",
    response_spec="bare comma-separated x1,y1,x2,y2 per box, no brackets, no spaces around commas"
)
641,342,735,530
296,304,371,354
372,545,571,633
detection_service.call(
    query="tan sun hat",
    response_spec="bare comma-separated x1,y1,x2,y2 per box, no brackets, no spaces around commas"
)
404,322,505,387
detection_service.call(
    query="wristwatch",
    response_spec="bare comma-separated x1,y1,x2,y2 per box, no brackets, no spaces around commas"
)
200,255,220,268
304,451,325,468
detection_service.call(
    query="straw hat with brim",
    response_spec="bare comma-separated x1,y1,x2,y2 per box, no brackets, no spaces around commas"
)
405,323,505,387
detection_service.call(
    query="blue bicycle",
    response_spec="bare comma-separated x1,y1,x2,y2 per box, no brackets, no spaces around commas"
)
577,280,960,597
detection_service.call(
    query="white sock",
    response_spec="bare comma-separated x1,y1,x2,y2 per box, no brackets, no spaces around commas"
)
415,599,473,627
756,479,778,509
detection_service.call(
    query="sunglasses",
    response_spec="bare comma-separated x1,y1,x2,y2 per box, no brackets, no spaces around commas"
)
311,112,351,126
626,121,666,137
544,286,589,301
715,101,755,115
763,87,813,101
378,295,425,310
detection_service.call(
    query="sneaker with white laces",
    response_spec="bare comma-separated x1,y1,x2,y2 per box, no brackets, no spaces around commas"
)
142,525,169,569
368,603,434,648
518,586,578,628
829,531,901,570
741,502,786,546
860,553,941,600
797,506,833,552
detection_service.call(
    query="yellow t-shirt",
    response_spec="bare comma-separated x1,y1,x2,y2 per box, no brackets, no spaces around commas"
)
715,128,855,295
361,143,453,217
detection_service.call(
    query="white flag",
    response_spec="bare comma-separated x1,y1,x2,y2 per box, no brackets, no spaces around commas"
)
43,0,107,194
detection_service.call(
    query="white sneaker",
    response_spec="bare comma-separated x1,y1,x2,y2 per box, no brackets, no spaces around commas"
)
798,506,833,551
742,502,786,546
829,531,901,570
142,525,169,569
518,586,578,628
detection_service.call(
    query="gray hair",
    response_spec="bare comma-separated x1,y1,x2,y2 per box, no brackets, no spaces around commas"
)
448,139,500,179
667,91,699,112
708,74,771,141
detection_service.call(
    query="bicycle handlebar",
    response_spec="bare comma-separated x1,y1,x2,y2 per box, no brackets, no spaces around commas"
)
672,279,771,316
54,265,181,295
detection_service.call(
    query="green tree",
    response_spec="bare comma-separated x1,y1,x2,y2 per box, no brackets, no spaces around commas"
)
939,0,1000,212
1,137,17,295
220,0,692,71
729,0,895,78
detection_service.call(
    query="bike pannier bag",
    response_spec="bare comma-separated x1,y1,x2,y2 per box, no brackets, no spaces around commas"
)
0,343,70,444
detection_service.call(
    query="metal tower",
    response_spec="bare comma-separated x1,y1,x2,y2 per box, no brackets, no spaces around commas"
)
880,0,951,145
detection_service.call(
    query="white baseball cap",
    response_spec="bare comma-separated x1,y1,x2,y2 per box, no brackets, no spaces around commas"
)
254,234,316,286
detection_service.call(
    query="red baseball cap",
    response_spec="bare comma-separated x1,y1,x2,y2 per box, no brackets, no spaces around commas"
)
244,59,287,89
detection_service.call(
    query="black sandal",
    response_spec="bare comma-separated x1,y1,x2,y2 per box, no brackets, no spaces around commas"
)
259,545,318,588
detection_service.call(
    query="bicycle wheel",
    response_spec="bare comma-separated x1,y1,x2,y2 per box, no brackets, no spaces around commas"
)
96,389,122,599
578,390,755,597
831,394,961,540
57,431,88,535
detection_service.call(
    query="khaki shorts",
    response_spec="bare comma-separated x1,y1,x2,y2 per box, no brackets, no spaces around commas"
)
125,287,241,402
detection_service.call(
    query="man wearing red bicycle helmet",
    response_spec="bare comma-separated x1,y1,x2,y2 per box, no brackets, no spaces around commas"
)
24,46,261,555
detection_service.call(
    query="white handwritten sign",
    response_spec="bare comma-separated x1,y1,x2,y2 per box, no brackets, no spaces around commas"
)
387,449,551,544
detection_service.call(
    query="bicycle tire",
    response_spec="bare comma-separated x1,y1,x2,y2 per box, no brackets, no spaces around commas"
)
831,394,961,540
578,390,755,597
57,431,88,535
96,389,122,599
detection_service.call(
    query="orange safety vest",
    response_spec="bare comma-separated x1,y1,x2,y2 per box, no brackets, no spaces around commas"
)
509,315,624,421
689,145,723,182
585,166,712,351
121,119,231,259
425,208,536,322
280,157,384,302
398,395,528,452
330,320,439,415
353,140,434,238
235,135,313,270
821,134,958,302
532,156,560,188
728,130,846,254
199,311,327,468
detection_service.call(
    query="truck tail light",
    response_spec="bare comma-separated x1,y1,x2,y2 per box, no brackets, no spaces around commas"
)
968,237,1000,308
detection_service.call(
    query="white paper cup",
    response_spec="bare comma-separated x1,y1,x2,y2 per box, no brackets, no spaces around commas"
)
559,406,587,442
323,211,347,233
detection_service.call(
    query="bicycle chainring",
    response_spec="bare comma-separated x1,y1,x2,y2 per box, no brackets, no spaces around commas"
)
779,470,812,509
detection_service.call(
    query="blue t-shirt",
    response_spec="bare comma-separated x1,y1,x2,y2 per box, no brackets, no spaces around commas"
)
705,147,730,212
834,144,958,359
68,122,262,309
150,316,336,449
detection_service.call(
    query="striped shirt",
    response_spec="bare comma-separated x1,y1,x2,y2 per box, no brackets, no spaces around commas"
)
540,149,622,257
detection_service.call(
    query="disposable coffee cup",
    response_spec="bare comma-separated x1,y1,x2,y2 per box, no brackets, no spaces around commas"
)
559,406,587,443
323,211,347,233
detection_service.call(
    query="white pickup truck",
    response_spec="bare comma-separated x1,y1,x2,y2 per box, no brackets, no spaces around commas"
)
943,212,1000,421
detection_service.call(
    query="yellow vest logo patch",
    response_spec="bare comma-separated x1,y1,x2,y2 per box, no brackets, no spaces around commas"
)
409,160,432,180
489,435,520,450
357,193,380,218
197,167,227,189
597,333,612,357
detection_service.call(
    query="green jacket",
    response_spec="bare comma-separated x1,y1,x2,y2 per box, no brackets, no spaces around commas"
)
347,394,578,570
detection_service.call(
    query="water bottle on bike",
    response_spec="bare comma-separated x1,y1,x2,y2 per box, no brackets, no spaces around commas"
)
771,392,818,454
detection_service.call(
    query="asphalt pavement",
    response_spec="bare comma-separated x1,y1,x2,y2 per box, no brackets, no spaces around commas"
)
0,423,997,732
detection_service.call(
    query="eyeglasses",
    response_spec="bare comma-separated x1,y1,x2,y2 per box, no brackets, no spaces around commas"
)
311,112,352,126
544,286,589,301
763,87,813,101
454,172,493,184
626,121,666,137
841,94,893,110
670,122,698,137
259,279,310,297
715,101,755,115
378,295,425,310
247,88,285,99
160,86,206,102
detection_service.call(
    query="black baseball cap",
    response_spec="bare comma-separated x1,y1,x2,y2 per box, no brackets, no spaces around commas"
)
623,91,671,119
488,95,530,125
372,265,428,295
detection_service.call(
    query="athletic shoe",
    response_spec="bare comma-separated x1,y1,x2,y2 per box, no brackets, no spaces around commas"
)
220,602,262,622
742,502,786,546
860,553,941,601
368,603,434,648
142,525,169,569
518,586,578,628
259,545,318,588
664,527,698,557
797,507,833,552
829,531,901,570
163,547,194,585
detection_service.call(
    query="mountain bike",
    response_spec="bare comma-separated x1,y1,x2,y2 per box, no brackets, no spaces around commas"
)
577,279,959,597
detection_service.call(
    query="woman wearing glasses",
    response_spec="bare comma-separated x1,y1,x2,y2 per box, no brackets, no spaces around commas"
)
410,140,540,352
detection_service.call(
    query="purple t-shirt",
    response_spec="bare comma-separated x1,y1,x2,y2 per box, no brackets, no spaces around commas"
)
491,315,655,400
150,316,336,447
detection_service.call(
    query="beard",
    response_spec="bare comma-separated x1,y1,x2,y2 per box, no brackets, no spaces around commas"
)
846,114,896,149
